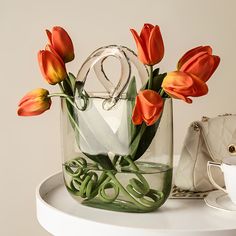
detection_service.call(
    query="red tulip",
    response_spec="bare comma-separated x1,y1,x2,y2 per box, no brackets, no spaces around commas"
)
162,71,208,103
17,88,51,116
46,26,74,63
132,90,164,126
38,50,67,85
130,23,164,65
178,46,220,82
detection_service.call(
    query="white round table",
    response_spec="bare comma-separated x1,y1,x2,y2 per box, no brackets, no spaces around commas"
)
36,172,236,236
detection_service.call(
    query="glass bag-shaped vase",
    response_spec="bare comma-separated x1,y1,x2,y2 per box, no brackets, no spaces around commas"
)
61,45,173,213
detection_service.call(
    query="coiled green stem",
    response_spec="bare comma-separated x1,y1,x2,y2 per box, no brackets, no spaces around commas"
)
64,156,164,212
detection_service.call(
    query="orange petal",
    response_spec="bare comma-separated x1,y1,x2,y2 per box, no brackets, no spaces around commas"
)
162,71,208,103
139,90,164,124
46,29,52,45
38,50,67,85
18,98,51,116
180,53,220,82
51,26,74,63
178,46,212,70
148,26,164,65
130,28,149,65
189,73,208,96
205,55,220,82
162,71,194,90
140,24,153,53
45,44,64,64
140,24,154,40
18,88,49,106
145,111,162,126
164,88,193,103
132,96,143,125
38,51,47,79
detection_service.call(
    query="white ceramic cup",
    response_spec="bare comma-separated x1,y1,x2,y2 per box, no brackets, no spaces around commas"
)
207,157,236,204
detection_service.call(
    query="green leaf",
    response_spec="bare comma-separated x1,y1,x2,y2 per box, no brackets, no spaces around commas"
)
126,76,137,100
62,73,77,97
63,78,73,96
152,73,167,93
132,114,162,161
126,76,138,140
83,153,116,170
120,71,166,165
153,68,160,77
68,72,76,92
119,123,146,166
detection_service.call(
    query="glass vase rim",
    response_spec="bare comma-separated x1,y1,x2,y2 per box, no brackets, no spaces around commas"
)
60,92,172,101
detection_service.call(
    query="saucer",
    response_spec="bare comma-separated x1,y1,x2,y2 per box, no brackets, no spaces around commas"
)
204,190,236,212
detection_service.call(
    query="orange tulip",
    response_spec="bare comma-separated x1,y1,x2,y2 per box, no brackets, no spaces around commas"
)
130,23,164,65
46,26,74,63
162,71,208,103
162,46,220,103
38,50,67,85
132,90,164,126
178,46,220,82
17,88,51,116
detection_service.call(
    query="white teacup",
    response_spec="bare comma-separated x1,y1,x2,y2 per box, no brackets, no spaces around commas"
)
207,157,236,204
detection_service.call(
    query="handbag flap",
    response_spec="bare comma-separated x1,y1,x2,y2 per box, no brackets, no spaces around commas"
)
197,115,236,162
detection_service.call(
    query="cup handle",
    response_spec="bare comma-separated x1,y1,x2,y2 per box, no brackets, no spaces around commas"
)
207,161,227,193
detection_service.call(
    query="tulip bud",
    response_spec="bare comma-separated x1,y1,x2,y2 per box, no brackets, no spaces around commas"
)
17,88,51,116
46,26,74,63
132,90,164,126
38,50,67,85
130,23,164,65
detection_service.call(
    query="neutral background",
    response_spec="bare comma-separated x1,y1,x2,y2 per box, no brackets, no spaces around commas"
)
1,0,236,235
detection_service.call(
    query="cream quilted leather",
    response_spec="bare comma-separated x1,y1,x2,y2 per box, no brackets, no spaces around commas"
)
175,115,236,192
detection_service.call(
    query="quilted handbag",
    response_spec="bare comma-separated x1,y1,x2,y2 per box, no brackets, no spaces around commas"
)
175,114,236,192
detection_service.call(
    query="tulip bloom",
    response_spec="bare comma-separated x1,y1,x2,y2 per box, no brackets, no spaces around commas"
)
18,88,51,116
178,46,220,82
38,50,67,85
132,90,164,126
46,26,74,63
130,23,164,65
162,71,208,103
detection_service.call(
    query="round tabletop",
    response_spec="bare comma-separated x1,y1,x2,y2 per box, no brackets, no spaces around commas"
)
36,172,236,236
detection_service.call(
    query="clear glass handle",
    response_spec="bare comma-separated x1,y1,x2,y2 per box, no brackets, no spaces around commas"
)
75,45,148,110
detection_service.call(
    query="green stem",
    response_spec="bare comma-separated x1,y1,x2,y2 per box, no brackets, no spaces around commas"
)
124,156,150,193
91,155,120,196
106,171,153,211
130,123,146,159
48,93,82,112
48,93,90,146
112,155,120,166
124,155,139,171
66,76,73,91
65,156,163,211
148,65,153,89
159,88,165,97
59,82,65,93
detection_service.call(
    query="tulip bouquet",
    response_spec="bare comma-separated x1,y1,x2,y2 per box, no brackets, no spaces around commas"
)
18,24,220,212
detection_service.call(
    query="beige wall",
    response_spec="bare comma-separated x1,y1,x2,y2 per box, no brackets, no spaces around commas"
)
2,0,236,235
